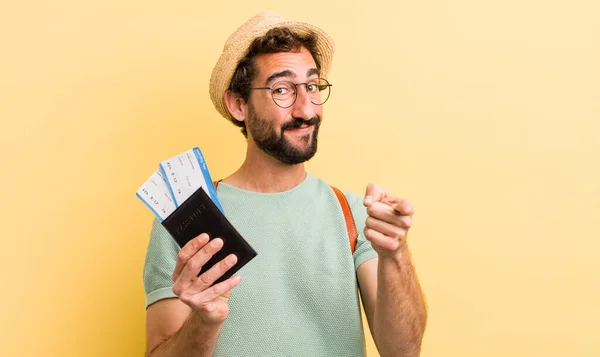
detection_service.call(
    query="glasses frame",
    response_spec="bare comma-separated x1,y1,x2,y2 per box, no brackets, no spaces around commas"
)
249,78,332,108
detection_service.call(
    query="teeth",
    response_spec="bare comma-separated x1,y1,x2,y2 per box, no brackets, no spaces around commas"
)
287,124,311,130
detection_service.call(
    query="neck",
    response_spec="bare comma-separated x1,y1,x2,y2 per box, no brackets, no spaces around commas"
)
222,141,307,193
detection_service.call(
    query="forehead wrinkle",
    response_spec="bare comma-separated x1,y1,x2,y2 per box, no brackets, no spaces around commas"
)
257,48,318,85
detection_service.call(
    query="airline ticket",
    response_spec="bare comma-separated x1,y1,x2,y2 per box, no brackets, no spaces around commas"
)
136,147,223,221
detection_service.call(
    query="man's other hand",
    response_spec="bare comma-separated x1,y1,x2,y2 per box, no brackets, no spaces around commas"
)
363,183,414,257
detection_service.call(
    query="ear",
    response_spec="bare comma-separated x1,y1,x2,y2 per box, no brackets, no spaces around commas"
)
224,89,248,123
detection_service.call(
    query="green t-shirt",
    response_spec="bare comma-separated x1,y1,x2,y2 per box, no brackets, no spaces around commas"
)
143,172,378,356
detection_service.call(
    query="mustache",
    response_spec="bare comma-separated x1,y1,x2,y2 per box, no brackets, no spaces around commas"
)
281,116,320,130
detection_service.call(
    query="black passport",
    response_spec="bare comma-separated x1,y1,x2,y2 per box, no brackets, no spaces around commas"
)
161,187,257,286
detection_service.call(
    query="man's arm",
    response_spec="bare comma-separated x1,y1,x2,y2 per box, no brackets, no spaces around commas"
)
145,299,223,357
145,234,241,357
356,183,428,357
357,247,427,357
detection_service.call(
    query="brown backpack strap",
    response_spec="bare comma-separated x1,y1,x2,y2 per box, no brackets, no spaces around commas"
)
213,180,220,189
331,185,358,254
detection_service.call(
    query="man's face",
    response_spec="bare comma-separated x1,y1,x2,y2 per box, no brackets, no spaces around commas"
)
245,47,323,165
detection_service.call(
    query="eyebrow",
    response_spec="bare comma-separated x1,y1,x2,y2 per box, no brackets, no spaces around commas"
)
265,68,320,85
266,70,294,85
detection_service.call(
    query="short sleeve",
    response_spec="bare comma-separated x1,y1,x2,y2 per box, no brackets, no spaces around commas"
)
142,218,181,308
344,191,378,270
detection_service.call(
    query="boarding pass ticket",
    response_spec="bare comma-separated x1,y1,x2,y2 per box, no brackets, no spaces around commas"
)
136,147,222,221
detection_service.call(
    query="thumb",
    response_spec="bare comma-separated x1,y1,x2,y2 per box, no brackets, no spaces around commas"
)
363,183,386,206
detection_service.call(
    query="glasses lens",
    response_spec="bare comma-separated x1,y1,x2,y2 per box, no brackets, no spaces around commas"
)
309,78,331,105
271,81,296,108
269,79,332,108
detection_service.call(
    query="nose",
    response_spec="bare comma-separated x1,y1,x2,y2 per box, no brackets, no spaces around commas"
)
290,84,317,120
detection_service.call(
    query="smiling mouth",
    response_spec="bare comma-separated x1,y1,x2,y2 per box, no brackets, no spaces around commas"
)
286,123,312,130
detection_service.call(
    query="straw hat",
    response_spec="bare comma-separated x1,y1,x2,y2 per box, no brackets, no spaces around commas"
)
209,11,335,121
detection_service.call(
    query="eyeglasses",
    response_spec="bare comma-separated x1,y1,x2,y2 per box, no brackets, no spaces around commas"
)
250,78,332,108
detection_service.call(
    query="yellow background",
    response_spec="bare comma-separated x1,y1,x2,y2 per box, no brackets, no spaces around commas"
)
1,0,599,356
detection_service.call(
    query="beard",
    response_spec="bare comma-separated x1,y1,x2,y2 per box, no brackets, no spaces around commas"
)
246,104,321,165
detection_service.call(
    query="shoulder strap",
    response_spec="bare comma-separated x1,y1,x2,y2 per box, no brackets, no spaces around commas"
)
213,181,357,254
330,185,358,254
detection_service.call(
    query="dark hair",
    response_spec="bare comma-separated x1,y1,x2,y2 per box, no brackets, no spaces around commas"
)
228,27,321,137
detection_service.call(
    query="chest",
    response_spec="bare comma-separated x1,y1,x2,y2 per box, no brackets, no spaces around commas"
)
222,195,355,294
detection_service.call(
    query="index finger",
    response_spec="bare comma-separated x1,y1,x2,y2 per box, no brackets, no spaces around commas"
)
364,183,389,206
172,233,210,282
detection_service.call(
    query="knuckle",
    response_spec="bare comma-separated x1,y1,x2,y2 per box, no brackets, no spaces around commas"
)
199,272,212,285
206,244,219,256
199,302,214,313
221,257,233,270
177,250,188,264
211,283,223,296
187,258,200,272
172,285,182,296
202,241,216,256
400,216,411,228
396,229,406,240
367,204,377,216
